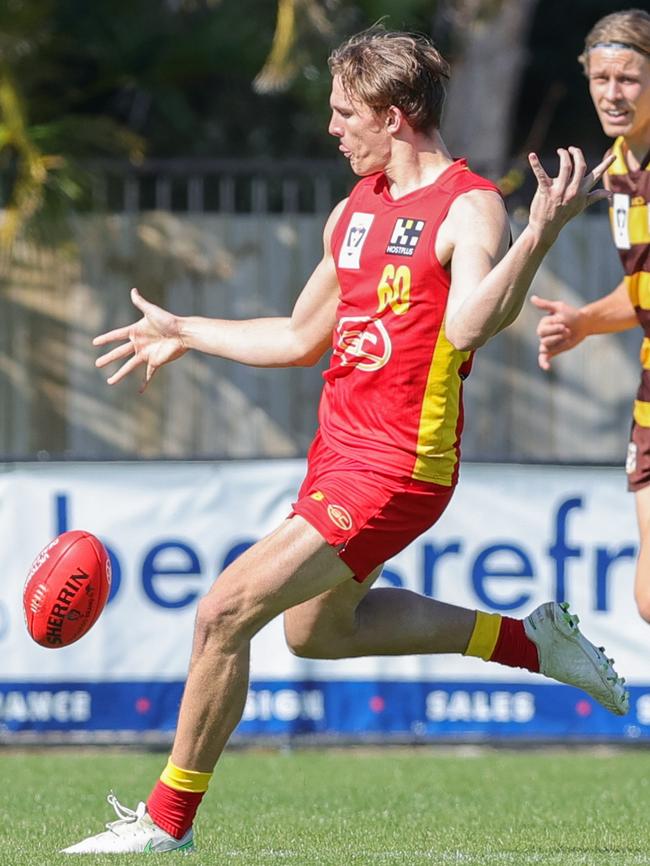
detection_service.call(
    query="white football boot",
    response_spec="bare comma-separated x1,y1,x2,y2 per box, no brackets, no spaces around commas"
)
61,792,194,854
524,601,629,716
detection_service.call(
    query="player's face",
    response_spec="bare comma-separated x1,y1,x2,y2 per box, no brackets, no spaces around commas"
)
328,76,391,176
587,47,650,146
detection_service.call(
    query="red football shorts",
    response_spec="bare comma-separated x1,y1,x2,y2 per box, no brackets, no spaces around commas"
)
291,432,455,582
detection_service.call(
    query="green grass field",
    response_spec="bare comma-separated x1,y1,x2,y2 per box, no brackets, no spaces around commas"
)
1,747,649,865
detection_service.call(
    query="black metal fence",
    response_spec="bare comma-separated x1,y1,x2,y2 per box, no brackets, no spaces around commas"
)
86,158,353,215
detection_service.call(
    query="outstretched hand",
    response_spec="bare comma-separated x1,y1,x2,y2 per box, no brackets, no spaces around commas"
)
531,294,586,371
93,288,187,391
527,147,614,245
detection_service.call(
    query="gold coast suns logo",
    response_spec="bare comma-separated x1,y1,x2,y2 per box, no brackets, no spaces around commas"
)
326,503,353,531
333,316,392,372
310,491,353,531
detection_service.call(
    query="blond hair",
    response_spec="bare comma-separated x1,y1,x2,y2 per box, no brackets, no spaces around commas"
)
579,8,650,72
328,26,450,133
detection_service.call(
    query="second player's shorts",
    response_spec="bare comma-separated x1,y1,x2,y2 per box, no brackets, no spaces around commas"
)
291,431,455,582
626,420,650,491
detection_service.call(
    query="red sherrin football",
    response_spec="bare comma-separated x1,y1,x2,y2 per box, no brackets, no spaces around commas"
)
23,530,111,648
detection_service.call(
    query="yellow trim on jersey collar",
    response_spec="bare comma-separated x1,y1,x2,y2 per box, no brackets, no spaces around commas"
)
609,137,629,176
609,136,650,175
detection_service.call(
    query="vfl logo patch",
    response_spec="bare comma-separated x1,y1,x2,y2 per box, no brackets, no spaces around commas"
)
338,212,374,269
327,504,353,531
612,193,631,251
386,217,425,256
626,441,637,475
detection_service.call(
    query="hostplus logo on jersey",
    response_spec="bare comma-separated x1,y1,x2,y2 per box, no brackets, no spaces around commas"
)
386,217,425,256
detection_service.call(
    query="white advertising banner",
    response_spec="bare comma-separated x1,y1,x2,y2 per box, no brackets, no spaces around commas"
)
0,460,647,740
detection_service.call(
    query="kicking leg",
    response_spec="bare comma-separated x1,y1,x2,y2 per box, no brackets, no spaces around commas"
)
284,567,475,657
284,570,629,717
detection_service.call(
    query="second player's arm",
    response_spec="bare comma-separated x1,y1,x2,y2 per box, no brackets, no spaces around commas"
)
547,279,637,337
532,279,637,370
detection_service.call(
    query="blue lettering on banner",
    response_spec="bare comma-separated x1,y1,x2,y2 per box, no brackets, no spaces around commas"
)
142,542,203,609
2,680,650,740
422,541,462,597
471,544,534,611
379,567,402,588
548,497,583,603
51,492,637,615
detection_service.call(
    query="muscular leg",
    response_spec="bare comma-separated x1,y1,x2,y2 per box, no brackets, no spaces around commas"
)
634,485,650,623
170,517,355,772
284,566,475,659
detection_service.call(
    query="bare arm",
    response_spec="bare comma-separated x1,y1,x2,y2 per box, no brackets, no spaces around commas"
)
95,200,347,388
532,279,637,370
444,147,614,351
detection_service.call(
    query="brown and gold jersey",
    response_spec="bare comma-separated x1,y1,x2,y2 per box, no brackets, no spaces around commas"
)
607,136,650,426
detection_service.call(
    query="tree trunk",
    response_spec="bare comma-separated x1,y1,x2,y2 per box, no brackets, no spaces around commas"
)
440,0,539,177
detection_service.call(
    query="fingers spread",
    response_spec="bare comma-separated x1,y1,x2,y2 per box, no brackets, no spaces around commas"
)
139,363,157,394
93,326,131,346
95,342,134,369
588,152,616,188
565,146,586,199
586,188,612,208
556,148,573,191
131,287,156,316
528,152,550,185
106,354,143,386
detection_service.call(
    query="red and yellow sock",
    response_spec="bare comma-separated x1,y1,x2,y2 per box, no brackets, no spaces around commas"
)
464,611,540,672
147,758,213,839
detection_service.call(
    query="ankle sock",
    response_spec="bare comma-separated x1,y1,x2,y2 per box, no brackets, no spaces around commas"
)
146,758,212,839
464,611,540,672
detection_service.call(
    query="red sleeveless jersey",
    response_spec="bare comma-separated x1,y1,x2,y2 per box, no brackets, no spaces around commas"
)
319,158,500,486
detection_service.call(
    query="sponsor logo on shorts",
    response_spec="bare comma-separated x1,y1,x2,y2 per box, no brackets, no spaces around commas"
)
327,504,353,531
626,441,637,475
385,217,425,256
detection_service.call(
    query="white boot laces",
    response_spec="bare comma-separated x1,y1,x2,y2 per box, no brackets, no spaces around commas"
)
105,792,141,832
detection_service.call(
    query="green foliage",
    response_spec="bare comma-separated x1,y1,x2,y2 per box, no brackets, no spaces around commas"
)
1,1,446,169
0,0,144,244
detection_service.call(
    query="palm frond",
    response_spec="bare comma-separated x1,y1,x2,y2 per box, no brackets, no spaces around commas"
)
253,0,298,94
0,66,49,248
